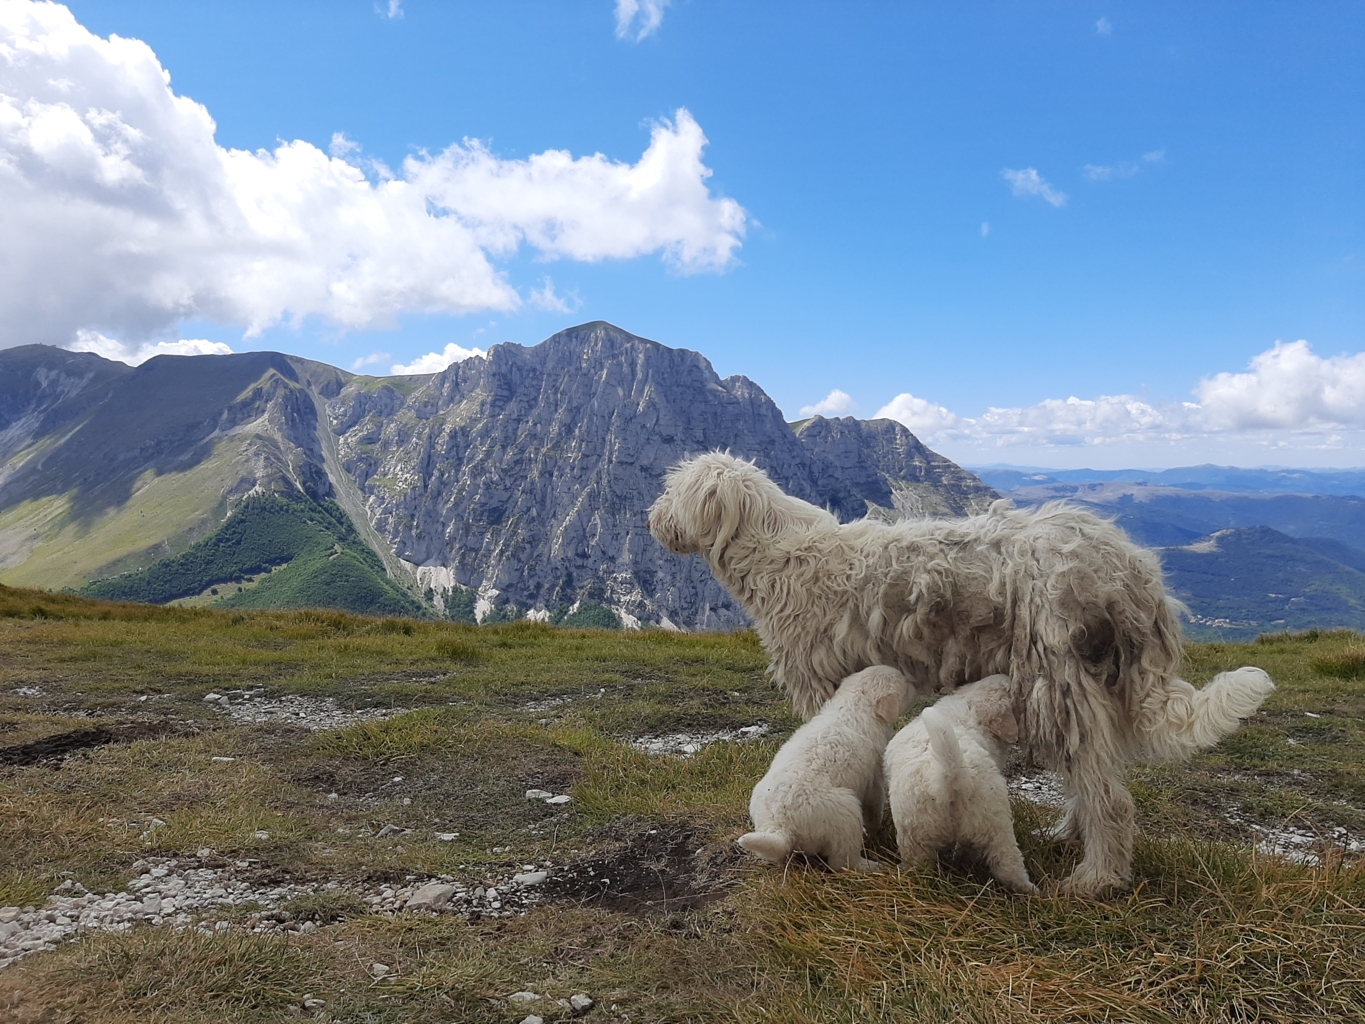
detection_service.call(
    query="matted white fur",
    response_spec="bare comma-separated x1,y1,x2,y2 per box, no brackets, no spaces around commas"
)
649,452,1277,895
739,665,909,871
885,675,1036,894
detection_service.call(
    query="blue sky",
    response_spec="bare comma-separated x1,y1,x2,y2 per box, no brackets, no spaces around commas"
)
3,1,1362,467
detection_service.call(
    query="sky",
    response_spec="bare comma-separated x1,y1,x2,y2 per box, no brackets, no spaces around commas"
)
1,0,1362,468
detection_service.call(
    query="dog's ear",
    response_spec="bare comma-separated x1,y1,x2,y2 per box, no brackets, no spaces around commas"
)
873,691,903,725
978,700,1019,744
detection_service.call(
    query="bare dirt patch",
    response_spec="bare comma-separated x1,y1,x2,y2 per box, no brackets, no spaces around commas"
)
541,823,741,914
0,720,188,767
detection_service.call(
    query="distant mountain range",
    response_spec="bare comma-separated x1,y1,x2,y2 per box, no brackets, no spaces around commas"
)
980,467,1365,640
0,323,994,629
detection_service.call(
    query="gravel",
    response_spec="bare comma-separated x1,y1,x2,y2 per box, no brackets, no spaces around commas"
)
204,689,399,731
0,852,559,970
630,723,770,757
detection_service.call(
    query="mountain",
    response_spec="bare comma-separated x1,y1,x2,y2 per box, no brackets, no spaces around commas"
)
1157,526,1365,641
972,464,1365,497
985,470,1365,640
0,323,996,628
328,321,996,628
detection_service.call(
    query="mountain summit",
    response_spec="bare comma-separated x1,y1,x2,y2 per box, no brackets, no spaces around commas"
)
0,323,995,627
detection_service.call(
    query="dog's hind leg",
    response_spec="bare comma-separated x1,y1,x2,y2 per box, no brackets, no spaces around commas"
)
981,830,1038,895
823,788,879,871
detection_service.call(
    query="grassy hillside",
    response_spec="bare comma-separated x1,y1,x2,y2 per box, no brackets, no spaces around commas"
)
1160,526,1365,640
0,587,1361,1022
80,492,424,619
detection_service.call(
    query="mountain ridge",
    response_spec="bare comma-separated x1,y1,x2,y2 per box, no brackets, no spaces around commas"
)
0,322,997,628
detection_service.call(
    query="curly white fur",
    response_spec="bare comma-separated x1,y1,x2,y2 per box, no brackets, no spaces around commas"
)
739,665,909,871
885,675,1036,893
649,452,1276,895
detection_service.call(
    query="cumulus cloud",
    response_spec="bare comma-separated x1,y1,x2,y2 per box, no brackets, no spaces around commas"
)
615,0,669,41
67,330,232,365
874,393,960,435
1001,168,1067,207
0,2,745,349
380,0,403,19
1196,340,1365,430
874,340,1364,451
799,389,855,418
390,342,487,376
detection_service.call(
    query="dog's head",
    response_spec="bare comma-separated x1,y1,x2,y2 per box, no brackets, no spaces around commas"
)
958,675,1019,745
842,665,912,725
647,451,831,566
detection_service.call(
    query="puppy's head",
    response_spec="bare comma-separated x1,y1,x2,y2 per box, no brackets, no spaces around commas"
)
958,675,1019,744
648,452,823,566
841,665,912,725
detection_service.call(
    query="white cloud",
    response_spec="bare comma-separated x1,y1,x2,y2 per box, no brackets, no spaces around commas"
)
390,342,487,375
1096,17,1113,36
381,0,403,19
0,2,745,349
615,0,669,41
526,277,579,314
874,393,959,435
350,351,391,370
1083,161,1139,181
1001,168,1067,207
1085,149,1165,182
1196,340,1365,430
874,341,1365,454
980,221,990,237
799,389,855,418
67,330,232,365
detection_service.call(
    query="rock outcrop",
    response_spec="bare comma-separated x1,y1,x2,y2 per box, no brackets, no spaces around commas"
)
329,322,995,628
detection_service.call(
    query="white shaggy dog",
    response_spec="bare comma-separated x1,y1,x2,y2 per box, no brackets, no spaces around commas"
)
884,675,1036,893
739,665,910,871
649,452,1277,895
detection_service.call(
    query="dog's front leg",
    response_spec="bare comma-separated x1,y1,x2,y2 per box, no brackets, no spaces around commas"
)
1058,748,1134,897
861,767,886,833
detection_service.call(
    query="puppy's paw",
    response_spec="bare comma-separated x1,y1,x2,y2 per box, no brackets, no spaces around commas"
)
855,857,883,872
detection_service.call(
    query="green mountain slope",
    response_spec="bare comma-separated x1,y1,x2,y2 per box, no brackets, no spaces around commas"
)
81,492,424,618
1159,526,1365,641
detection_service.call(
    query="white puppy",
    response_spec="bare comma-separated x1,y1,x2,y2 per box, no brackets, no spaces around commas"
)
885,674,1036,893
739,665,910,871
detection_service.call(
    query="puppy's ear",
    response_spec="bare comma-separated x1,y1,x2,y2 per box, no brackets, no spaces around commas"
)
979,701,1019,744
873,692,903,725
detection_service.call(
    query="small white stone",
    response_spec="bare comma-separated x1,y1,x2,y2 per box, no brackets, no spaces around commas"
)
525,789,553,800
203,693,223,702
570,993,595,1013
369,963,390,978
211,756,236,763
253,830,271,840
302,996,326,1011
519,1017,545,1024
545,794,572,806
513,871,547,886
508,991,541,1003
406,883,457,910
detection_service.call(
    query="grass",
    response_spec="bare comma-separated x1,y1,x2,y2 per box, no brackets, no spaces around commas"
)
0,587,1362,1022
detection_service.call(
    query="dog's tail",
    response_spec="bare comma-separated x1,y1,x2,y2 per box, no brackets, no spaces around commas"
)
737,829,795,863
922,707,965,828
1135,666,1275,762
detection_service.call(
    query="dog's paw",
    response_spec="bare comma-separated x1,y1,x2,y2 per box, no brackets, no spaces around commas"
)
854,857,883,872
1057,869,1127,899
